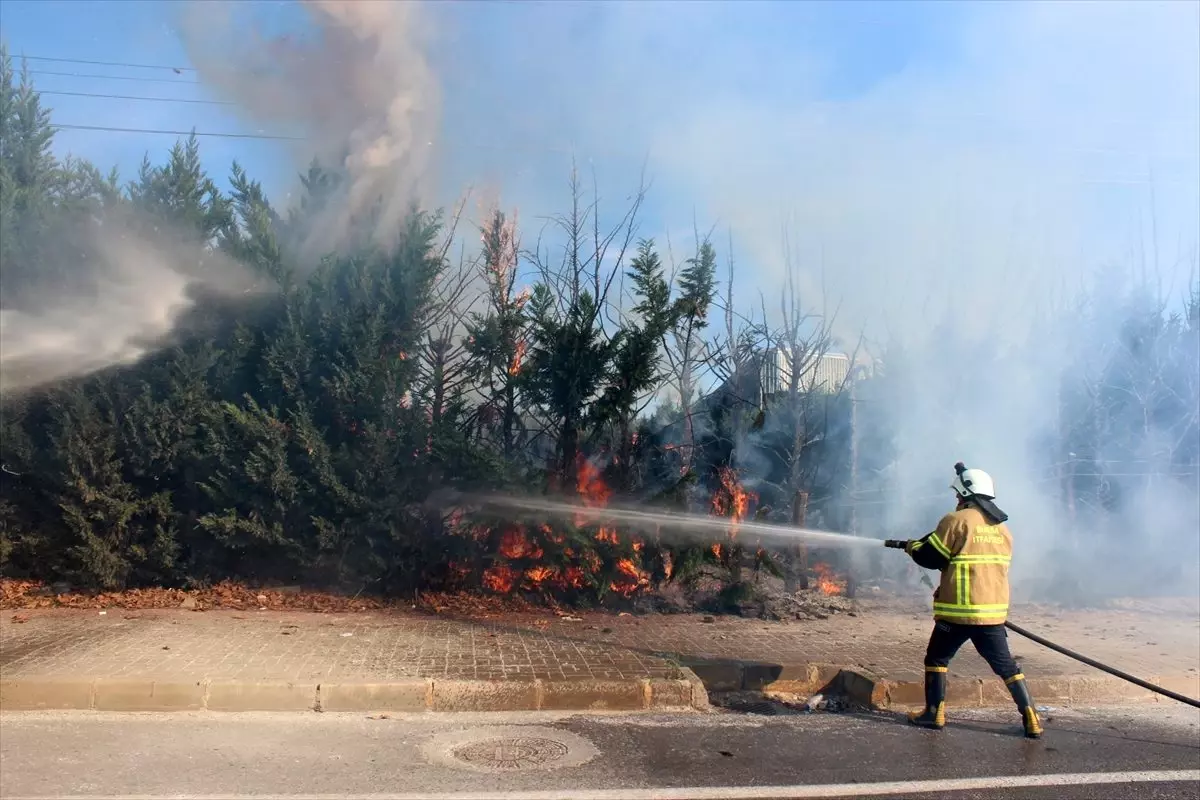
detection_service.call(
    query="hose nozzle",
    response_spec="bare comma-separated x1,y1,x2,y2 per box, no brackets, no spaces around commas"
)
883,539,908,550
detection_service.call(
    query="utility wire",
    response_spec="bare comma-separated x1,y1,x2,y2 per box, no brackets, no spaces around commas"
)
15,54,196,72
28,69,199,85
50,123,302,141
40,89,232,106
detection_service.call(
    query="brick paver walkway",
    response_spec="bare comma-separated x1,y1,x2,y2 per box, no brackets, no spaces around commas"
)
3,596,1196,687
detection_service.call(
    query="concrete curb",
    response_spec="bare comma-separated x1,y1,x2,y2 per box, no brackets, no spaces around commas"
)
844,672,1200,710
0,669,711,713
5,665,1193,713
681,659,1200,710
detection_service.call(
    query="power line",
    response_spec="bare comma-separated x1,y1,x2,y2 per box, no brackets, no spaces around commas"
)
50,123,302,141
40,89,231,106
15,54,196,73
27,69,199,85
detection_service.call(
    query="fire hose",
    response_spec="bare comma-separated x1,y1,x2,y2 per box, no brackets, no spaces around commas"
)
882,539,1200,709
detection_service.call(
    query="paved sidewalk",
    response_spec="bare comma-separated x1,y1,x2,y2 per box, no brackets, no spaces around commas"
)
2,597,1197,712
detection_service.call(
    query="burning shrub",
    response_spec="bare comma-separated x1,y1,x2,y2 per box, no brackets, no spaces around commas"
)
447,455,808,609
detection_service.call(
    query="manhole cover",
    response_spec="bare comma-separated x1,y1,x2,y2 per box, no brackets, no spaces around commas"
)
421,726,598,773
452,737,570,770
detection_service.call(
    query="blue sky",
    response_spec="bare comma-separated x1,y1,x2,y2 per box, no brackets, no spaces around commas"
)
2,0,969,201
2,0,1197,340
1,0,295,195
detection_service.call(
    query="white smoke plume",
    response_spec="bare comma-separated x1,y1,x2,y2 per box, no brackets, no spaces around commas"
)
177,0,441,258
2,0,441,394
0,219,264,396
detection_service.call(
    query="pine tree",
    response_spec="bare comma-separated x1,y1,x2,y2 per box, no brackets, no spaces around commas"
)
664,238,718,477
465,210,530,463
591,238,674,491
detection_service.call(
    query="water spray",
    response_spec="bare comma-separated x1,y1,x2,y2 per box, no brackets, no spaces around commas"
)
462,492,879,550
451,490,1200,708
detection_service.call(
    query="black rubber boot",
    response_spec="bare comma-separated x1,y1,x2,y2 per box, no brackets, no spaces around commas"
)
1006,674,1044,739
907,667,947,730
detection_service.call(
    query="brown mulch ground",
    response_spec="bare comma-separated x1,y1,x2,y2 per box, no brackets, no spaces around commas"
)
0,574,869,620
0,579,390,613
0,579,584,618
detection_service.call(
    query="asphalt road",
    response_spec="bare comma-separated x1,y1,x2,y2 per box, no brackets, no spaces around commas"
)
1,704,1197,799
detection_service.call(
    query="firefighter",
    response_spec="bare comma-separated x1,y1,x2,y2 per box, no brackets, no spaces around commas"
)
900,462,1043,739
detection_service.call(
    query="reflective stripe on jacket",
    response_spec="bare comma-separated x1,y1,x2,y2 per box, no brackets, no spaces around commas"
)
914,505,1012,625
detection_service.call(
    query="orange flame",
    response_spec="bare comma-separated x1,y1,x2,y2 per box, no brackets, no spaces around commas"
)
508,340,527,376
812,562,847,596
564,566,589,589
576,458,615,531
595,528,620,545
610,558,650,596
523,566,555,587
498,527,543,560
710,466,754,526
483,564,518,593
577,460,613,507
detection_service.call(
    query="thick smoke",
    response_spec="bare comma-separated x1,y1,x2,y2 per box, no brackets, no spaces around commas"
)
177,0,441,258
417,1,1199,600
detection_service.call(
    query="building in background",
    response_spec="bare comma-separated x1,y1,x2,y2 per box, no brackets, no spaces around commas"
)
696,348,870,415
760,348,852,398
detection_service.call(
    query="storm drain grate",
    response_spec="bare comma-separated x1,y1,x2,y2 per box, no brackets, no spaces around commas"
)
452,737,570,771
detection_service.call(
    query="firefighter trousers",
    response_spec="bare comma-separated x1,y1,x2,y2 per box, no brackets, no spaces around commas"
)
923,620,1020,680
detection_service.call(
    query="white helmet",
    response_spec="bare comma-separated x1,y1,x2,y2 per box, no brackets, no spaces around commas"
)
951,461,996,500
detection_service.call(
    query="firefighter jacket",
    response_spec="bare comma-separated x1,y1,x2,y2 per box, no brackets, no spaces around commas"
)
906,505,1012,625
